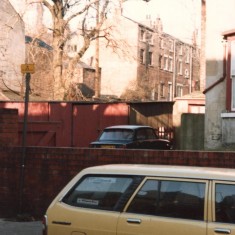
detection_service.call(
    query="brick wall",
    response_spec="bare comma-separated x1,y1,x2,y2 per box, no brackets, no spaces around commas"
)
0,109,18,146
1,146,235,219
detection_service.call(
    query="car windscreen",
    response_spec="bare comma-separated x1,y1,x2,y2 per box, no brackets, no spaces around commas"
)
99,129,134,141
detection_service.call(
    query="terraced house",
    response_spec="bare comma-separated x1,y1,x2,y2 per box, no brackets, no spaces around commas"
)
136,17,200,101
71,10,201,101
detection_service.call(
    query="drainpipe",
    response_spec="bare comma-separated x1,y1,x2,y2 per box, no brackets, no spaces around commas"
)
189,46,193,94
172,40,176,99
94,0,100,98
203,40,227,94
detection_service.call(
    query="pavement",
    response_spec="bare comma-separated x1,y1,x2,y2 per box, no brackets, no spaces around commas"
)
0,219,43,235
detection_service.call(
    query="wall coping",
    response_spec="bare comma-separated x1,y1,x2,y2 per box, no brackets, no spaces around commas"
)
221,112,235,118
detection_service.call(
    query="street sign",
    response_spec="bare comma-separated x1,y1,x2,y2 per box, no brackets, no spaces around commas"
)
21,64,35,74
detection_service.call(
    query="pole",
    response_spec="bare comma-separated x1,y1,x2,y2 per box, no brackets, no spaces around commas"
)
19,72,31,215
94,0,100,98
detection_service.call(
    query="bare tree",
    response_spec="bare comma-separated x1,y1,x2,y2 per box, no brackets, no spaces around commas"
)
25,35,54,99
25,0,120,100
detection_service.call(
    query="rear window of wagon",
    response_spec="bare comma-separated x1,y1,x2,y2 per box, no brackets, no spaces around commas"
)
62,175,143,211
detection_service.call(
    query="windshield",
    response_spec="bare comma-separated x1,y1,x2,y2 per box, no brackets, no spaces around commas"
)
99,129,134,141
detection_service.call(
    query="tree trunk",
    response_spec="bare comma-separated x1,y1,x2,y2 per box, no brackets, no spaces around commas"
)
52,6,65,100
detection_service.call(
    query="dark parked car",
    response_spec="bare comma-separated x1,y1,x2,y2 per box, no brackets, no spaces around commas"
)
89,125,172,150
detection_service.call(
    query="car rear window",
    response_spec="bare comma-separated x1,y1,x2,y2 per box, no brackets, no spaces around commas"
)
215,183,235,223
127,179,205,220
99,129,134,141
62,175,138,211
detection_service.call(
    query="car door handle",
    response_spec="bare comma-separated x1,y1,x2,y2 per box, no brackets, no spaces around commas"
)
52,221,71,226
214,228,231,234
127,218,141,224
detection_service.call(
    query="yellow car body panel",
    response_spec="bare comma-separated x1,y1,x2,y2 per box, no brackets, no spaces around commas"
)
45,164,235,235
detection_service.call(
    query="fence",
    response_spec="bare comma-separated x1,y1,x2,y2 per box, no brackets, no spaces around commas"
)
0,101,174,147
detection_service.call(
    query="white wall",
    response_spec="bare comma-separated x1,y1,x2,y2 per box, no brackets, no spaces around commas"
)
81,15,139,98
98,17,139,97
0,0,25,92
205,0,235,149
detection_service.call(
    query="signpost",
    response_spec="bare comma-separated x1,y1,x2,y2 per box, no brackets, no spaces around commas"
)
19,64,35,215
21,64,35,74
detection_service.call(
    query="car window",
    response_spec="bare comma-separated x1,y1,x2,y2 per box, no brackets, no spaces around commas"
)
127,179,205,220
136,128,156,140
215,183,235,223
136,129,147,140
62,175,134,211
146,128,157,139
99,129,134,141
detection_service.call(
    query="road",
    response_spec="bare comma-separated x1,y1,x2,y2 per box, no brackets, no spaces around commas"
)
0,219,43,235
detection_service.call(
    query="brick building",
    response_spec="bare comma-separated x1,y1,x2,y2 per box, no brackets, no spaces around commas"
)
136,18,200,101
69,11,200,101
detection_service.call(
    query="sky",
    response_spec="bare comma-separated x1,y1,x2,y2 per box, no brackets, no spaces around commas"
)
122,0,201,43
9,0,201,44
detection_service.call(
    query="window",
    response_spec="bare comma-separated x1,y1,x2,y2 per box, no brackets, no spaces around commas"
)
185,69,189,78
168,56,173,72
232,80,235,110
145,128,156,139
178,44,183,55
185,46,190,63
160,38,164,49
148,51,153,66
136,129,146,140
146,32,153,44
159,54,163,69
215,183,235,223
164,55,168,70
169,40,173,51
136,128,156,140
168,82,172,101
67,44,77,52
140,49,144,64
62,175,135,211
176,84,183,97
127,179,205,220
160,83,165,97
140,29,145,41
99,129,134,141
178,59,182,75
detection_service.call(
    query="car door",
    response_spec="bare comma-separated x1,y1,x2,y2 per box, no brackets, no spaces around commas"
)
47,175,135,235
117,177,208,235
135,128,154,149
208,181,235,235
47,204,120,235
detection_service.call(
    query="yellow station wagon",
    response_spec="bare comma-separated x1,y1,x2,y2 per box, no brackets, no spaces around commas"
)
43,164,235,235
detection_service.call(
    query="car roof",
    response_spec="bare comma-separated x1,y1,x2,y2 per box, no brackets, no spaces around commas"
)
104,125,153,130
80,164,235,181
